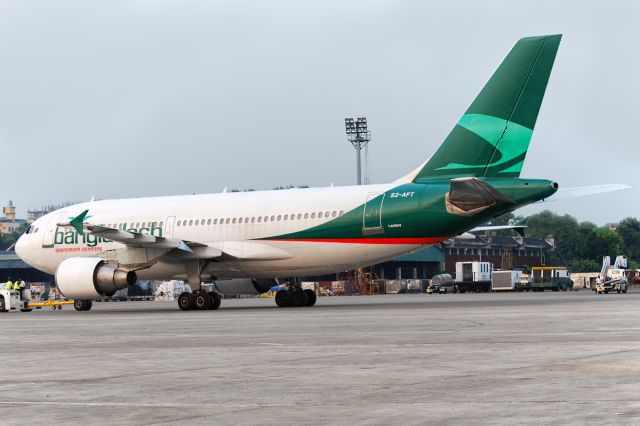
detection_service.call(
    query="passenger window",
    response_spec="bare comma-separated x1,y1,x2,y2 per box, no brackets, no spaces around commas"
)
297,214,302,220
226,218,230,224
258,217,262,223
284,215,288,220
277,215,282,221
251,217,255,223
201,219,205,225
233,218,237,224
189,220,193,226
195,220,199,226
245,217,249,223
339,210,344,216
207,219,211,225
177,220,181,226
213,219,217,225
325,211,330,218
239,218,243,224
136,223,140,228
270,215,275,221
159,221,164,228
304,213,308,219
332,211,337,217
311,213,315,219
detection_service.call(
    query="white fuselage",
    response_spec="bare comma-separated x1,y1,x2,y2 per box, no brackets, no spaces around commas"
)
16,184,425,281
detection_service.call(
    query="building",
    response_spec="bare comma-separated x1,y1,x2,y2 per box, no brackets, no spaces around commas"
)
442,235,552,272
27,202,75,223
0,201,27,235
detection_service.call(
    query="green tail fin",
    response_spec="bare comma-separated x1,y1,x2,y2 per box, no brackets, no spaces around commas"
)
413,35,561,182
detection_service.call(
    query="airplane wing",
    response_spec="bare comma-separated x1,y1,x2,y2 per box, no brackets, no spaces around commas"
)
469,224,526,233
539,184,632,202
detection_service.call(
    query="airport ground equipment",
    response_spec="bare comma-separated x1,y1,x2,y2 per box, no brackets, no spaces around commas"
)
491,270,522,291
427,273,455,294
455,261,492,293
518,267,572,292
28,299,75,310
595,256,628,294
0,288,33,312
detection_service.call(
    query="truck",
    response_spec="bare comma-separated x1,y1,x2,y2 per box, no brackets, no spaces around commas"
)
594,255,628,294
427,273,455,294
0,288,33,312
455,261,492,293
518,267,573,292
491,270,522,292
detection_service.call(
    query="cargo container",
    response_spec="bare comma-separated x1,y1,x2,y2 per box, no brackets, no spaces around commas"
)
454,261,492,293
491,270,521,291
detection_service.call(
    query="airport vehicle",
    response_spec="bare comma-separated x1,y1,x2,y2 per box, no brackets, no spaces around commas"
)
455,261,492,293
518,267,572,292
426,273,455,294
13,35,628,312
594,255,628,294
491,270,521,291
0,288,32,312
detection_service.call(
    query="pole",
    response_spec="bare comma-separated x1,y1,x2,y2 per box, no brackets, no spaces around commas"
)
356,142,362,185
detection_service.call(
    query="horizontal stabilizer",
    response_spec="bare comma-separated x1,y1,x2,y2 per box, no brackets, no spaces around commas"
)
539,184,632,202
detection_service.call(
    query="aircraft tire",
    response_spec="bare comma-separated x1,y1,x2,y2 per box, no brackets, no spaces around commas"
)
208,292,221,310
0,296,5,312
178,292,194,311
304,289,317,307
74,299,93,311
275,290,289,308
193,292,212,310
290,287,306,307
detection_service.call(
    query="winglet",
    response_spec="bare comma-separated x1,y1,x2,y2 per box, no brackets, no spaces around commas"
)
70,210,89,235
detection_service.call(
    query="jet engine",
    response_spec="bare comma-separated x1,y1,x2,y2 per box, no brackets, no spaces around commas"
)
55,257,137,299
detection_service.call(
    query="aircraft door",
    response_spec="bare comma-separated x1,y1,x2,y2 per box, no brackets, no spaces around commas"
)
362,193,385,235
42,212,66,248
164,216,176,238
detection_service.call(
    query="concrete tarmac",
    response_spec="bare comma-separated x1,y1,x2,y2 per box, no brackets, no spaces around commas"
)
1,291,640,425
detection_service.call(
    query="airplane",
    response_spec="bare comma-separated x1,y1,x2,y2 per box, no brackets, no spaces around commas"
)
13,34,627,312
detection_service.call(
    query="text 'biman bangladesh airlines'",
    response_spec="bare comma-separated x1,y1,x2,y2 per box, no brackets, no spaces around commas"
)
14,35,627,311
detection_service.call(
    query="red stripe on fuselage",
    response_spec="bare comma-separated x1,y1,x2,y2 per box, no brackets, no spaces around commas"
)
273,237,447,245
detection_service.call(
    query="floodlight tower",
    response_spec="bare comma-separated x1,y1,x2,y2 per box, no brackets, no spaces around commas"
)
345,117,371,185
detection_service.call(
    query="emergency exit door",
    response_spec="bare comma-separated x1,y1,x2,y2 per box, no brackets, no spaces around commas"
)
362,193,385,235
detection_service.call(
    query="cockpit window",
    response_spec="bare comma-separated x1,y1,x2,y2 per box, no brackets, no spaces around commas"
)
25,226,32,234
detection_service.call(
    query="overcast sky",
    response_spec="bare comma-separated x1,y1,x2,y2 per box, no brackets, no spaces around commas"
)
1,0,638,225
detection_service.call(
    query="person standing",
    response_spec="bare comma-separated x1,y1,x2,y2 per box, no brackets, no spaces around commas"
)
5,278,13,291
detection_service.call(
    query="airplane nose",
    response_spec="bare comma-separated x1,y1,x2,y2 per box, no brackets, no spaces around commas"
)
15,234,26,260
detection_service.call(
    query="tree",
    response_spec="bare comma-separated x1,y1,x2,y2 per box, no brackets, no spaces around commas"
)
571,259,600,273
616,217,640,261
0,223,29,250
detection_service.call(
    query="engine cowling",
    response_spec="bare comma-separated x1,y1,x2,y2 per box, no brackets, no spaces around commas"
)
55,257,137,299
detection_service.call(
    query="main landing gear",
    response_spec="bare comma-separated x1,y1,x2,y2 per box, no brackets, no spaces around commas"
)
177,289,222,311
275,286,317,308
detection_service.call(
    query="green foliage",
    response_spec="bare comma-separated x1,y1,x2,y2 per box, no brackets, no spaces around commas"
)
616,218,640,260
0,223,29,251
511,210,627,266
571,259,600,273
